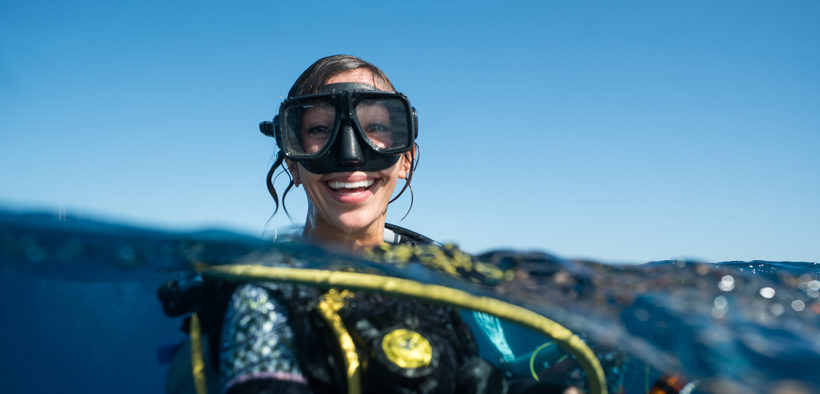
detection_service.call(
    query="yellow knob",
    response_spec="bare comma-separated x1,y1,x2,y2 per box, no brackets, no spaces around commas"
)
381,329,433,369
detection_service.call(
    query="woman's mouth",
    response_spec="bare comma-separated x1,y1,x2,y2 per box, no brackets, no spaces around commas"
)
324,178,377,204
326,179,375,193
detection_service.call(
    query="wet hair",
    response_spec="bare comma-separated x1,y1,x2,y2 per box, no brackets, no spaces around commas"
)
287,55,395,97
266,54,418,221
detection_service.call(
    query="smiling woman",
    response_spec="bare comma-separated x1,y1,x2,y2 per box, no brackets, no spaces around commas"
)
169,55,508,394
264,58,417,251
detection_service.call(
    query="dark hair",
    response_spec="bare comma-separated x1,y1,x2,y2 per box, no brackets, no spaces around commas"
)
266,54,418,220
287,55,395,97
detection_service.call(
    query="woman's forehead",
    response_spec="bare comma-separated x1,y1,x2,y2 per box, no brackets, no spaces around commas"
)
325,69,392,91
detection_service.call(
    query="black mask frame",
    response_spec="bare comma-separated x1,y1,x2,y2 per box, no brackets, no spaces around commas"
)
260,83,418,174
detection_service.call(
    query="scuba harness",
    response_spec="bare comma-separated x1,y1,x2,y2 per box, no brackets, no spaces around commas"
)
159,224,608,394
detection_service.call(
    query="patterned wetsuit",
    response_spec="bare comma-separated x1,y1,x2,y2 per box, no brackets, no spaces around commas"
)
220,283,308,392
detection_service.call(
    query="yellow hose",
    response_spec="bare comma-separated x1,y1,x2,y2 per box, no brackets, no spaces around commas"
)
317,290,361,394
190,313,208,394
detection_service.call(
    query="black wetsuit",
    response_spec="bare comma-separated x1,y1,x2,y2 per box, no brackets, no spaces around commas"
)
166,225,507,394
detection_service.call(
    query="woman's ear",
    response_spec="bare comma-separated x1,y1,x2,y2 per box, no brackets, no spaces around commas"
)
399,145,417,179
285,159,301,186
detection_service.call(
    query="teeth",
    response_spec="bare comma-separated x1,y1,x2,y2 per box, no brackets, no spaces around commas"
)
327,179,375,190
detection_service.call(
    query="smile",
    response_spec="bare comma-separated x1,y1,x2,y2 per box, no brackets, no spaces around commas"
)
326,179,375,192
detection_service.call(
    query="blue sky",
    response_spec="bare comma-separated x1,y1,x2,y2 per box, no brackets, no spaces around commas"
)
1,1,818,263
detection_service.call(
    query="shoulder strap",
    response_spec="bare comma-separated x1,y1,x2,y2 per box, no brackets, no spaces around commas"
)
384,223,439,246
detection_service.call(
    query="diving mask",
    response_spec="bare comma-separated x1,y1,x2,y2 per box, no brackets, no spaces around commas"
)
260,82,417,174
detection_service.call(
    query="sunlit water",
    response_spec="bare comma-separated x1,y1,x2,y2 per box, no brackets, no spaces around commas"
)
1,210,818,393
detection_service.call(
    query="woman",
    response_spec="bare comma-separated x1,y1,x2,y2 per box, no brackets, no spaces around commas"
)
265,56,416,252
162,55,597,394
218,55,507,394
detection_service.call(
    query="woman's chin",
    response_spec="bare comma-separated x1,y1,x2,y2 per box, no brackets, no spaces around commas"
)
335,211,383,234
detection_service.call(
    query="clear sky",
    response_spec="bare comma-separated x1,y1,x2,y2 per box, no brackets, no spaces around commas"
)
1,1,818,263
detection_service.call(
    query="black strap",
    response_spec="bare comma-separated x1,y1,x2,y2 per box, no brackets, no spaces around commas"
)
384,223,439,246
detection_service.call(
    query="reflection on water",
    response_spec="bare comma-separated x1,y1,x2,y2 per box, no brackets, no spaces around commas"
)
1,210,818,393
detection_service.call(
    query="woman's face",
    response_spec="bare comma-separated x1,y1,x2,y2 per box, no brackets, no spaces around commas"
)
288,69,412,245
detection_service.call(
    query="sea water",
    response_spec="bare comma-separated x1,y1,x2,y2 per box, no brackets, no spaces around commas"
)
1,210,818,393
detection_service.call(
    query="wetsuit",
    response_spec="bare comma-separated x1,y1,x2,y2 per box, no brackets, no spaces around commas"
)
161,226,612,393
215,225,506,394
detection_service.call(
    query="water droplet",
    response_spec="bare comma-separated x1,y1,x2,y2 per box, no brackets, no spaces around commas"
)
791,300,805,312
718,275,735,292
712,295,729,318
770,303,784,316
680,382,697,394
759,287,776,299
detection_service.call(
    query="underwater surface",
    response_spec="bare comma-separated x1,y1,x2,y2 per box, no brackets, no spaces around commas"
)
1,210,818,393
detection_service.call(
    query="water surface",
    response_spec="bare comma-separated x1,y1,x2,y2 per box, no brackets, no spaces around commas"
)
1,210,817,393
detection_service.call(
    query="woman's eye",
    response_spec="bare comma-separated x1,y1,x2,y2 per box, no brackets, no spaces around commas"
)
365,123,389,133
307,126,330,135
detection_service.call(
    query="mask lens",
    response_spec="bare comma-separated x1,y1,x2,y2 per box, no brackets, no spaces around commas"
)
281,98,336,156
355,97,411,152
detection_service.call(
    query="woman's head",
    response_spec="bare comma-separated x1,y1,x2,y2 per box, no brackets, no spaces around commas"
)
266,55,417,249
